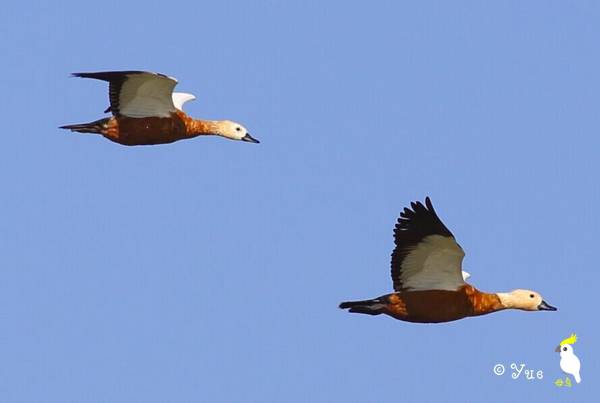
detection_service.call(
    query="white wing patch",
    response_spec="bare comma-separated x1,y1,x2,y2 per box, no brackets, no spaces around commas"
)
171,92,196,111
118,73,178,118
400,235,466,291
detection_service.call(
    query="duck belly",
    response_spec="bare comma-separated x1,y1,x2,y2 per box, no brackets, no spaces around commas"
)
386,290,474,323
103,115,188,145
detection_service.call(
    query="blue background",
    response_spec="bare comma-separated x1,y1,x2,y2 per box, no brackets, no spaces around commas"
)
0,1,597,402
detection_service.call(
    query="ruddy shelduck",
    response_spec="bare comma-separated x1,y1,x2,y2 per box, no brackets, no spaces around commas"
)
339,197,557,323
61,71,259,146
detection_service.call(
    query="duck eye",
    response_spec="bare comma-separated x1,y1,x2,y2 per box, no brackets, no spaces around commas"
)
235,127,241,132
530,294,534,298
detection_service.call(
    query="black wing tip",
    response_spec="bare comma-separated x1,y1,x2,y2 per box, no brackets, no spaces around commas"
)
70,70,171,81
393,196,452,237
408,196,435,214
71,70,149,82
70,72,112,80
398,197,432,219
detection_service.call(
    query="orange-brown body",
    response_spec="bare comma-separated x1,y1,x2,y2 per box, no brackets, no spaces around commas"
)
382,285,503,323
101,111,213,146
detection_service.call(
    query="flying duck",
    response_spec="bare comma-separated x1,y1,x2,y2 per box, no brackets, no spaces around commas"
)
339,197,557,323
60,71,259,146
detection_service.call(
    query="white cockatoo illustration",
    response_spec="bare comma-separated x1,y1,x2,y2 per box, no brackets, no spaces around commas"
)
555,333,581,384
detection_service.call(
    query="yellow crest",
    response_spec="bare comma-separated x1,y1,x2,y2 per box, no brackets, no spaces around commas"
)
560,333,577,346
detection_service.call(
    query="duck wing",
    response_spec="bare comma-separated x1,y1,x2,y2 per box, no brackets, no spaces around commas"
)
73,71,178,118
102,92,196,114
391,197,466,291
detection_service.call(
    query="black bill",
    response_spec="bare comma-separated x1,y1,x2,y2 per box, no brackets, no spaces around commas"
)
241,133,260,143
538,300,557,311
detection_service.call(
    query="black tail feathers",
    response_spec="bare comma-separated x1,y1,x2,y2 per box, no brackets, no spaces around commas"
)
339,298,385,316
60,118,109,134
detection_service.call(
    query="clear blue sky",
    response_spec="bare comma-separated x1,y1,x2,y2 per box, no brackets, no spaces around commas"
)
0,1,597,402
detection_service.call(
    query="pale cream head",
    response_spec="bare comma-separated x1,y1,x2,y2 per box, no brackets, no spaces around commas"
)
214,120,259,143
497,289,557,311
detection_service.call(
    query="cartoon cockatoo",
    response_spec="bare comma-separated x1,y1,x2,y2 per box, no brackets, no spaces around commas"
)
555,333,581,384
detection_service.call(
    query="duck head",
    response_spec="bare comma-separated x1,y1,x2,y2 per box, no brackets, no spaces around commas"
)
214,120,259,143
497,289,557,311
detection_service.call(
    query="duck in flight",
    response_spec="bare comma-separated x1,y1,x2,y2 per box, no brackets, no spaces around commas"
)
339,197,557,323
60,71,259,146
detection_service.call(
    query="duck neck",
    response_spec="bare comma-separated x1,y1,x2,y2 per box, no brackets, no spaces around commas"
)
464,285,505,315
176,111,218,137
187,119,220,137
496,292,517,309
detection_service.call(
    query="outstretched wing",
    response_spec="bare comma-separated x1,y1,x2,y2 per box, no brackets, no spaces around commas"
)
391,197,466,291
73,71,178,118
103,92,196,114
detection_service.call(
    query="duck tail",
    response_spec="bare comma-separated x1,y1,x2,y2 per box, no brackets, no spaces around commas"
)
339,298,385,315
60,118,110,134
